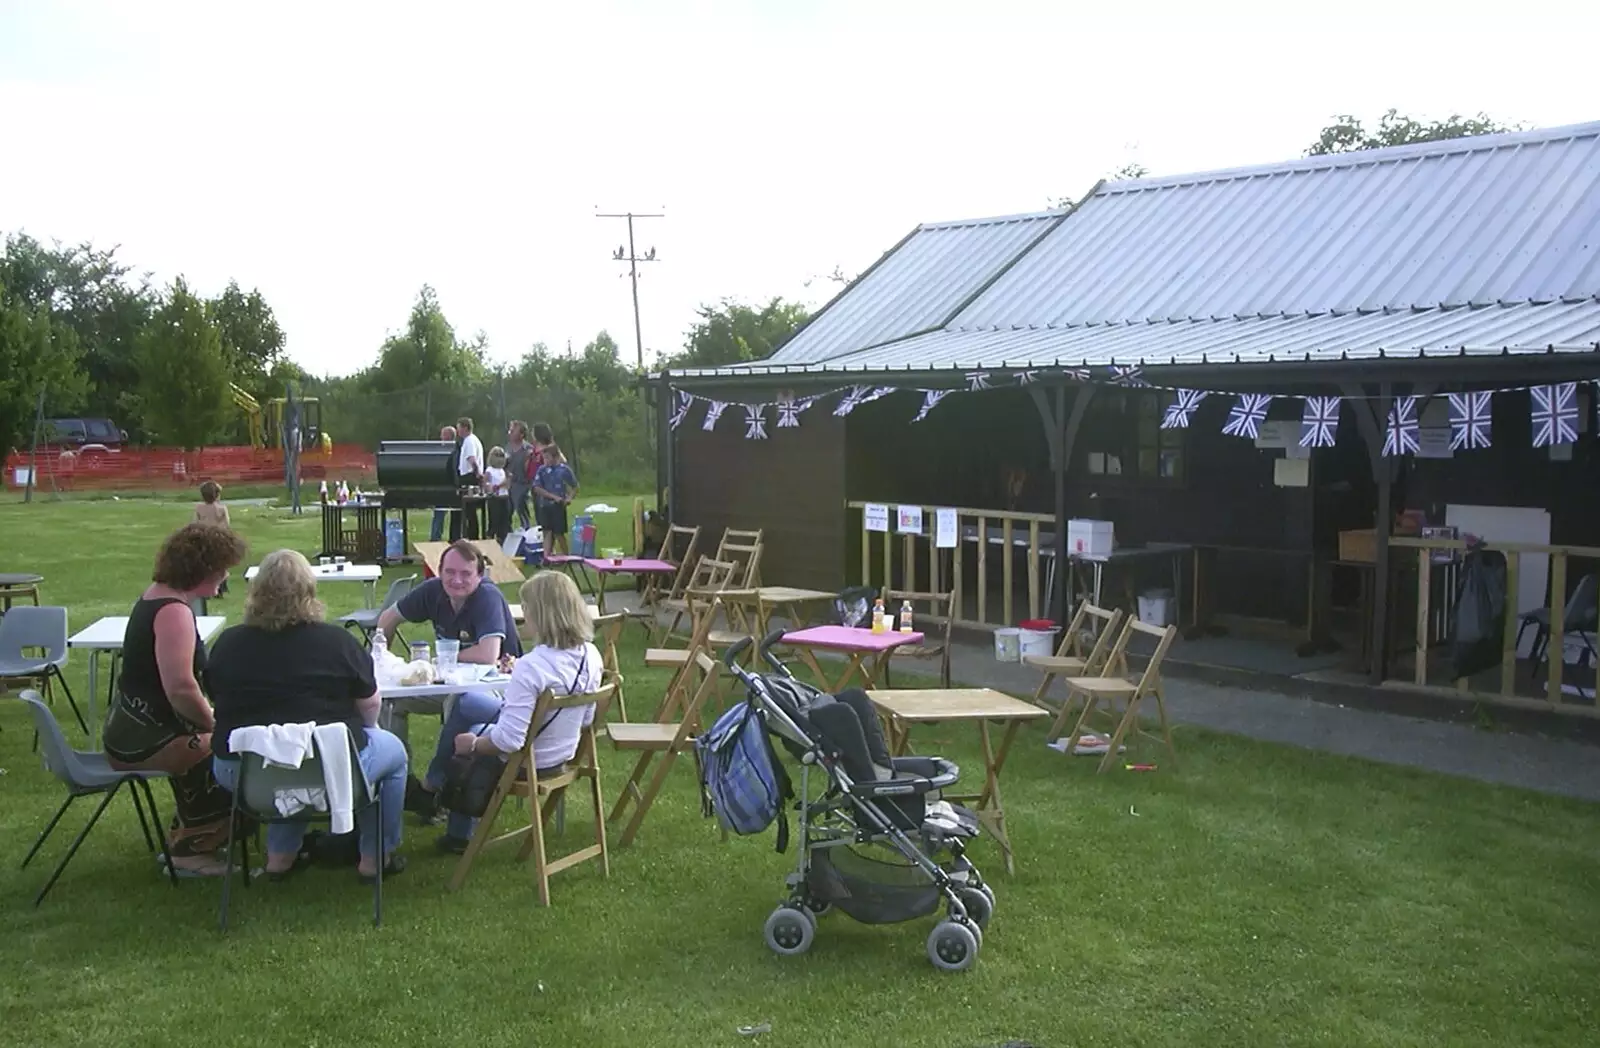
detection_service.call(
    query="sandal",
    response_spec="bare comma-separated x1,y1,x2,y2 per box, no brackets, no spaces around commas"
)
265,851,315,882
358,854,407,885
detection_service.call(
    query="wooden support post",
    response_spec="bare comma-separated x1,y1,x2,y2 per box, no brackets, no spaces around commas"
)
1032,382,1093,627
903,532,916,594
1414,548,1431,686
1499,553,1520,697
882,528,892,594
952,511,964,618
1342,380,1394,686
861,515,870,587
976,514,988,624
1001,516,1015,626
1028,520,1041,620
1547,551,1567,706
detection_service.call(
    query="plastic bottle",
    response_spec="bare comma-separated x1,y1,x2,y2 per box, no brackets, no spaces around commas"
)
871,598,886,634
371,629,388,681
899,599,914,634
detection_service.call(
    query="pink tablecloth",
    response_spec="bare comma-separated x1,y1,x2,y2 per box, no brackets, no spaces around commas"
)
584,558,676,574
782,625,925,652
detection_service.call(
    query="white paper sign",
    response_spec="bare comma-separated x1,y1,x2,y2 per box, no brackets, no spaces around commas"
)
897,505,924,535
863,503,889,532
12,467,31,486
934,508,958,549
1253,420,1296,450
1416,427,1454,460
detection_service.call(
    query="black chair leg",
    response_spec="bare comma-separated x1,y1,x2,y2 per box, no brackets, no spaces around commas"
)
127,780,156,852
49,667,89,735
21,795,77,869
141,780,179,887
373,795,383,928
220,791,241,931
34,783,121,906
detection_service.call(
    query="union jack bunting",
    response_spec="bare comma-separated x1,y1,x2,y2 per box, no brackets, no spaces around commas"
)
1062,367,1091,381
743,404,769,440
1448,391,1493,450
1161,390,1206,429
1530,382,1577,447
668,389,693,431
912,389,951,423
1299,396,1340,448
965,371,992,391
833,385,873,417
1221,394,1272,439
1383,396,1419,457
1111,365,1149,388
1014,370,1040,385
776,397,812,428
702,400,727,432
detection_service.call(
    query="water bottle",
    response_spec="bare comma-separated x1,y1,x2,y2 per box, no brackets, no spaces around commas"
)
871,599,886,634
371,630,388,681
899,600,914,634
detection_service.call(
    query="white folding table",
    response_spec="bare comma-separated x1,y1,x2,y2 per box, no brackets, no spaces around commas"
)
245,562,383,608
68,614,228,745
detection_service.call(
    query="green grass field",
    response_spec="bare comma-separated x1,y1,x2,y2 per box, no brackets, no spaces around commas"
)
0,496,1597,1047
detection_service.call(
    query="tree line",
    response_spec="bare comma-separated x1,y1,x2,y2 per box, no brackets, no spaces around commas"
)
0,233,810,488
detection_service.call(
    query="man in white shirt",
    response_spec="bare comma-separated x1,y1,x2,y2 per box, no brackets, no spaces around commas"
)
452,417,486,540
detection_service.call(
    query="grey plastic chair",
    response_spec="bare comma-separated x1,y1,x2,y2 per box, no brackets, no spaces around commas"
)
18,692,177,905
1517,573,1599,672
217,725,384,930
338,574,417,649
0,606,87,735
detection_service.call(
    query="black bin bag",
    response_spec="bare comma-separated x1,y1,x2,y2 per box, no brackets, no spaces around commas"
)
1450,545,1508,681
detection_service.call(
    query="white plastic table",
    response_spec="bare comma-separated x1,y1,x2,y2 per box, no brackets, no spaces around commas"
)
68,614,227,745
245,562,382,608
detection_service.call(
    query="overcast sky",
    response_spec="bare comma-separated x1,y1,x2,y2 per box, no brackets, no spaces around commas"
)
2,0,1596,378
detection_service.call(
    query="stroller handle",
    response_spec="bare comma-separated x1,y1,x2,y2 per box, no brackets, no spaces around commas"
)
758,627,791,673
722,634,755,670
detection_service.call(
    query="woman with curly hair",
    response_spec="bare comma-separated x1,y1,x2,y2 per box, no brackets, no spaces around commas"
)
104,522,247,877
207,550,408,882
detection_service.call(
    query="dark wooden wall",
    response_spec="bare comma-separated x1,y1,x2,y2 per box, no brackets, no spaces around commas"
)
673,402,848,591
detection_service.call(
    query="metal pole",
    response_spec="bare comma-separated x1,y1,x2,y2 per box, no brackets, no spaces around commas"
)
23,387,45,504
627,215,644,370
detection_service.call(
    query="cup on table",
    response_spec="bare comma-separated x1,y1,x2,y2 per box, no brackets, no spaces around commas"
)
436,638,460,676
318,556,331,567
408,640,430,664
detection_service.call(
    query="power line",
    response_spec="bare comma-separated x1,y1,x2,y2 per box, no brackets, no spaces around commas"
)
595,208,663,370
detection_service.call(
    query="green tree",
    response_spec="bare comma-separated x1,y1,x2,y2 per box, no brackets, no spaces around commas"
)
663,297,810,370
372,285,488,393
0,281,87,452
1306,109,1519,156
0,233,156,435
208,280,285,396
137,279,233,448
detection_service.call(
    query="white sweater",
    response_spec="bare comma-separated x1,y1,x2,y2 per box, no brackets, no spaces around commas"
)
487,643,604,768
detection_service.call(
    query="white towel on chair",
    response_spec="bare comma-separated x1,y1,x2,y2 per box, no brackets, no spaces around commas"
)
229,723,316,767
311,723,357,835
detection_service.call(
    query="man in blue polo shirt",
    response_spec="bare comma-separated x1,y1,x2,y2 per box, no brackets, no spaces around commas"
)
376,540,521,755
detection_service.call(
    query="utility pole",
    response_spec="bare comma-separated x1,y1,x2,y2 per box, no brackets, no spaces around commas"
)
595,209,663,369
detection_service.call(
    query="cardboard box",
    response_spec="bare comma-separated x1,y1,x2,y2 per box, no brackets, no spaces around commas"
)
1067,519,1115,560
414,540,527,585
1338,529,1377,564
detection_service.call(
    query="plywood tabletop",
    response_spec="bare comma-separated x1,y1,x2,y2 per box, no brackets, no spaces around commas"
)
865,688,1048,721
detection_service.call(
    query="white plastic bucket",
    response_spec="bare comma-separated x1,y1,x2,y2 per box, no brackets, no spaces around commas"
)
993,628,1021,662
1019,628,1059,659
1137,589,1174,627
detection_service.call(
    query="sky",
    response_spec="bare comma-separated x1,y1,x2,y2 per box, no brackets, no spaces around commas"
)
2,0,1597,378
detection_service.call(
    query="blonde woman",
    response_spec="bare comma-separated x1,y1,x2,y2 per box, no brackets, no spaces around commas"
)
418,570,602,853
206,549,409,882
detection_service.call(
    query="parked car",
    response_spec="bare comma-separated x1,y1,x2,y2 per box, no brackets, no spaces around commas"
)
43,418,128,449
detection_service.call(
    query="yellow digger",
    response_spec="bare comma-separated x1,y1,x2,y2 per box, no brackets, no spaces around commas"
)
231,384,332,455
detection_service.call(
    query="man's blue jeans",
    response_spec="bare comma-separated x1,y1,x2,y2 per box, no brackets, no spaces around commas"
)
214,726,408,862
423,689,506,842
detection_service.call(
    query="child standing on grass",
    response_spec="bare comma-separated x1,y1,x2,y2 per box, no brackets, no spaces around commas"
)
193,481,232,595
484,446,512,543
532,444,579,555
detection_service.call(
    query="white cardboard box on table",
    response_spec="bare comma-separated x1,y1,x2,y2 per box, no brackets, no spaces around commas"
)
1067,519,1114,560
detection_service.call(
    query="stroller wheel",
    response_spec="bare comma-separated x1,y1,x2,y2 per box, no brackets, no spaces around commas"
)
927,920,979,972
955,887,993,930
764,906,815,956
803,898,833,919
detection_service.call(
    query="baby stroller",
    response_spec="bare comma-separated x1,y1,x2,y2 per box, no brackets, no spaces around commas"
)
718,630,994,972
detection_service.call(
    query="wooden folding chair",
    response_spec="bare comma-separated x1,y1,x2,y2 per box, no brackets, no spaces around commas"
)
608,651,720,847
592,612,628,723
644,596,719,722
661,557,738,641
656,525,702,608
447,682,616,904
1025,601,1126,712
880,585,959,688
1058,620,1179,773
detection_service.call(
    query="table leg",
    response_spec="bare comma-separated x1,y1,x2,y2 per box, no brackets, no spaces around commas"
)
365,579,377,609
86,650,100,745
595,572,609,614
977,720,1017,875
796,647,832,690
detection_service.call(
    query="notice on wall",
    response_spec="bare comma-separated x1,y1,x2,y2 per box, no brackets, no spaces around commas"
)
897,505,924,535
12,467,31,486
863,503,889,532
935,508,958,548
1416,427,1454,460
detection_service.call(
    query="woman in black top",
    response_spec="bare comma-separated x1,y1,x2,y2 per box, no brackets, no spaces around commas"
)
104,522,247,877
207,549,409,882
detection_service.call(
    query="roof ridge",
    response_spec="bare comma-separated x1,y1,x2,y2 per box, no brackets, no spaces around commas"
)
1101,118,1600,195
916,208,1066,231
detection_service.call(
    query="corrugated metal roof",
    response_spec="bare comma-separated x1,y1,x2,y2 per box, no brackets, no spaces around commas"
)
672,299,1600,379
765,210,1064,365
954,121,1600,329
